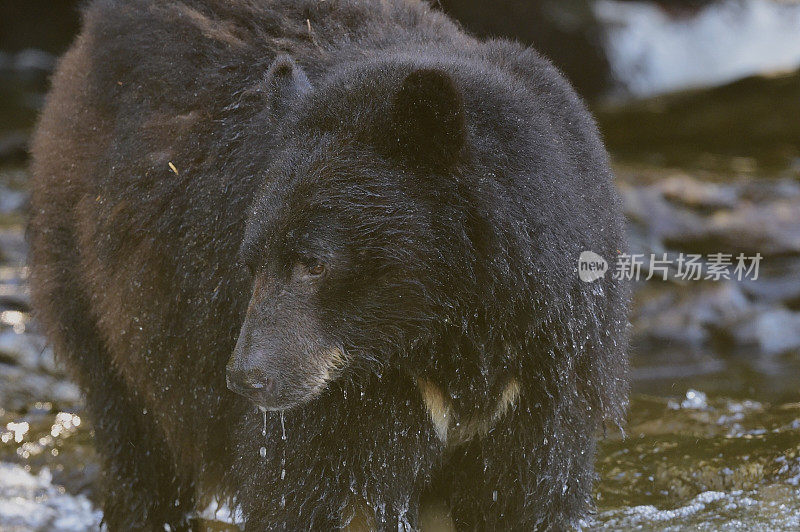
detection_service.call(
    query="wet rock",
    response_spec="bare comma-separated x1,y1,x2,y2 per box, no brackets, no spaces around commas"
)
620,171,800,258
0,228,27,265
739,256,800,309
726,308,800,356
632,275,800,356
619,171,800,355
738,178,800,203
0,330,62,376
620,183,702,251
0,330,44,370
0,463,101,532
658,174,739,210
0,49,56,84
632,281,753,349
0,275,30,313
12,49,55,74
0,230,30,311
664,198,800,256
0,185,26,214
0,363,80,412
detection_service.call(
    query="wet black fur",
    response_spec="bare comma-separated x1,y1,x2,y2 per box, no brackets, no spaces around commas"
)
28,0,629,529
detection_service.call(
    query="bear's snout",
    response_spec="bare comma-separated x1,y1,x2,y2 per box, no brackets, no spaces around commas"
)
226,339,345,411
229,278,346,410
225,364,277,404
225,343,296,410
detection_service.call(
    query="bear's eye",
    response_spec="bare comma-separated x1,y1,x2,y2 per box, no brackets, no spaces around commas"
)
306,262,326,277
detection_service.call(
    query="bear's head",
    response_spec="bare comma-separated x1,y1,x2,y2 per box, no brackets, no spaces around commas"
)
225,53,562,410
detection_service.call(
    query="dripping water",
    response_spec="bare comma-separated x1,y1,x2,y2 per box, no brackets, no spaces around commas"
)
259,406,267,459
255,407,287,507
280,411,287,507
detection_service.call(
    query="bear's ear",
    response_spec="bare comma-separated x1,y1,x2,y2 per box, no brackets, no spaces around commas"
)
390,68,466,169
264,54,312,117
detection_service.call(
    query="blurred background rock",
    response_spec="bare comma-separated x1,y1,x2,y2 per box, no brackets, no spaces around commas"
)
1,0,799,530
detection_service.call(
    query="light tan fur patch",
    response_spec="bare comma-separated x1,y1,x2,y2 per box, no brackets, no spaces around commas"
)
417,377,520,447
417,377,452,443
495,377,520,420
309,347,350,395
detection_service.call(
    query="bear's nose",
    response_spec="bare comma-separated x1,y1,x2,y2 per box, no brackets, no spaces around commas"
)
226,367,275,398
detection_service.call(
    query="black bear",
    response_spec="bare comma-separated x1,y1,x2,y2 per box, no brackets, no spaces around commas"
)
28,0,629,529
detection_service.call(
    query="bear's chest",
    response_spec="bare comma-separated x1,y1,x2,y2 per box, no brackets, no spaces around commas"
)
415,375,520,448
